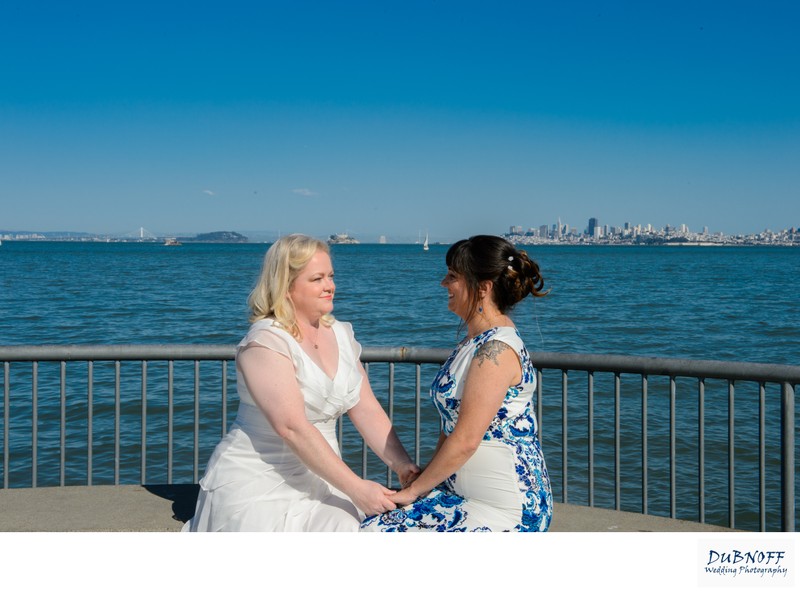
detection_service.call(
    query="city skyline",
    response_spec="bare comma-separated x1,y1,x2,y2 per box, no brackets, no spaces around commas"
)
505,217,799,246
1,2,798,243
3,213,798,245
3,207,796,243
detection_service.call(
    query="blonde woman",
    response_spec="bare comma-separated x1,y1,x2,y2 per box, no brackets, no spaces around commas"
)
184,234,419,531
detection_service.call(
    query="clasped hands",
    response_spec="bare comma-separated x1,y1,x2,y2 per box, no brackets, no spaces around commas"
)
388,461,424,507
357,462,423,517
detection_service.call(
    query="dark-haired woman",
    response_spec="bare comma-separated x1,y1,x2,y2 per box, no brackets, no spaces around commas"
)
361,235,552,532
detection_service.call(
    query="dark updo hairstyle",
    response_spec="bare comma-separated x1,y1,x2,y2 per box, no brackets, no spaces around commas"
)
445,235,547,323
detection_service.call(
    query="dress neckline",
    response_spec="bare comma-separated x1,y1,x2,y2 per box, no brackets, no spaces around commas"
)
294,322,341,382
462,325,517,345
258,318,341,382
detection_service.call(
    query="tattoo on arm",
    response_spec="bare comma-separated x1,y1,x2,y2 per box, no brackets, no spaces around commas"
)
474,340,511,367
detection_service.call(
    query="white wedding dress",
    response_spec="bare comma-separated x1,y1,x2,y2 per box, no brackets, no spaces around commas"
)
183,318,364,531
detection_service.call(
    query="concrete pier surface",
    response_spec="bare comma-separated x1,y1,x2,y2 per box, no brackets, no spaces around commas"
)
0,484,736,532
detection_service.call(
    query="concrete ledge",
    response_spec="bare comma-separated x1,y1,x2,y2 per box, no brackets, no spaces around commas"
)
0,484,736,532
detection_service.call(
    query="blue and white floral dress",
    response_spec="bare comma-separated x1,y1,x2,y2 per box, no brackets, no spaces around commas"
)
361,326,552,532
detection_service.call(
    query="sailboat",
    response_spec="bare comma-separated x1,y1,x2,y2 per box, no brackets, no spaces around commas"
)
423,233,429,251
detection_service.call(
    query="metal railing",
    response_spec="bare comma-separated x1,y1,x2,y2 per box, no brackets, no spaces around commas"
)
1,344,797,531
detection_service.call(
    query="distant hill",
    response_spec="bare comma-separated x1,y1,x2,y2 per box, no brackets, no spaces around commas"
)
178,231,249,243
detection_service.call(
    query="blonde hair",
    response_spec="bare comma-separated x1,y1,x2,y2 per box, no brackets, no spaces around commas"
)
247,234,334,339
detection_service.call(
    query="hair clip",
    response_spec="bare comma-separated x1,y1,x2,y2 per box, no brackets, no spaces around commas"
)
508,256,514,262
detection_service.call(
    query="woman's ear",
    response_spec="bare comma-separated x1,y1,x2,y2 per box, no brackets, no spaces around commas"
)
478,279,494,300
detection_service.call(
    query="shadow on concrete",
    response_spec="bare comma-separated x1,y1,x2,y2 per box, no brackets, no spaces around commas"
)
144,484,199,523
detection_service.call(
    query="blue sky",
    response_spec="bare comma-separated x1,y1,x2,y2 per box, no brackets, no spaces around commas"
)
1,0,798,242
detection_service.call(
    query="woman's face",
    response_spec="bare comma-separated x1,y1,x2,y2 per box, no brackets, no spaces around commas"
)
289,250,335,322
441,268,471,319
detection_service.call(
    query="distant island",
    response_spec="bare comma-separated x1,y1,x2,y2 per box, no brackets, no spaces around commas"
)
327,232,360,245
176,231,248,243
0,229,249,243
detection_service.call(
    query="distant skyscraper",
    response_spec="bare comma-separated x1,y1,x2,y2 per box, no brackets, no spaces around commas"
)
588,217,599,237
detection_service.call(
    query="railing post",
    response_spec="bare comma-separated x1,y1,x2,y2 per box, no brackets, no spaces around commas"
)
387,362,395,487
728,380,735,529
361,363,369,478
60,361,66,487
221,360,228,437
167,361,173,484
414,364,421,468
588,371,594,507
193,361,200,484
536,369,543,438
561,370,568,504
614,372,620,511
87,361,93,486
642,375,648,516
698,378,705,524
3,361,8,490
759,382,766,532
32,361,38,488
781,382,796,532
114,361,121,485
141,361,147,485
669,376,676,519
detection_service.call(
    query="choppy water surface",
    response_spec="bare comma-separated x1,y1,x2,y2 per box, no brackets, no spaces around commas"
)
3,241,798,363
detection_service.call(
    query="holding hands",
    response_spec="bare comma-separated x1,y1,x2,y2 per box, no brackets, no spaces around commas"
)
396,461,422,489
350,462,422,517
389,461,428,507
389,487,422,507
349,479,398,516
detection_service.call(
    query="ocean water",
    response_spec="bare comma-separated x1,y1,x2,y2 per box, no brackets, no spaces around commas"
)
1,240,799,530
3,241,798,363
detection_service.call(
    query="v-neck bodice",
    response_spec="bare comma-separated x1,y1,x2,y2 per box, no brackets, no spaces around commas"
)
234,318,363,422
295,326,340,382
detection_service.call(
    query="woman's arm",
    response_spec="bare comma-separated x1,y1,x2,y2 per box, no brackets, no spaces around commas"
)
238,345,396,516
346,364,421,487
389,340,521,506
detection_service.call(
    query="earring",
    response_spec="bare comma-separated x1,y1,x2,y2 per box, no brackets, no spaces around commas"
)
478,306,483,314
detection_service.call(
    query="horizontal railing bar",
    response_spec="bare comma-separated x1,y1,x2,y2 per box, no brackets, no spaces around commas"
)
2,346,798,384
360,347,450,364
0,345,236,362
531,351,800,384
